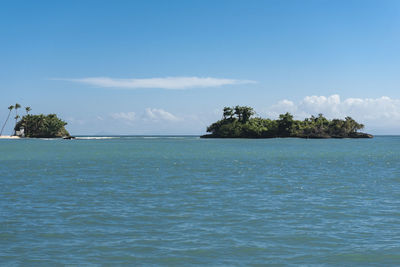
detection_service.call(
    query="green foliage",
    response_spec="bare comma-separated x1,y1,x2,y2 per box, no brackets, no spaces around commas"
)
278,112,294,137
15,114,70,138
203,106,367,138
223,107,234,119
234,105,255,122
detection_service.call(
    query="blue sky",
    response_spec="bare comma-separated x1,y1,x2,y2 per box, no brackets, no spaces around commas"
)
1,0,400,134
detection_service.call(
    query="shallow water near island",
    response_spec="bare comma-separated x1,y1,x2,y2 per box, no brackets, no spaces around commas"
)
1,136,400,265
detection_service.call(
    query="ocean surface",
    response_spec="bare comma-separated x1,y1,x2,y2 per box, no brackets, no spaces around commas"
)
1,136,400,265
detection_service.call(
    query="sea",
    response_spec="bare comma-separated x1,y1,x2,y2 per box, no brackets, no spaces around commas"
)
1,136,399,265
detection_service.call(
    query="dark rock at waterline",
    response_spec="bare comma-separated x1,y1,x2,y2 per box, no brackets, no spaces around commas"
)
63,136,76,140
348,132,373,138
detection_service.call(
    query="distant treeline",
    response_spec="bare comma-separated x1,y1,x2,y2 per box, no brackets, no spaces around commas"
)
201,106,372,138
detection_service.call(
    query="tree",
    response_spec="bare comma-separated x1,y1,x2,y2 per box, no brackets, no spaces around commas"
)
233,106,254,122
15,103,21,114
223,107,234,120
14,115,21,135
314,113,329,135
0,105,14,136
14,103,21,135
24,107,31,135
328,119,344,136
234,106,243,121
344,116,364,134
277,112,294,136
241,106,255,123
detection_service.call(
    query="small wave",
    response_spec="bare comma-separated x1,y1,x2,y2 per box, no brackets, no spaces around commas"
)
75,137,117,140
142,136,197,139
142,136,186,139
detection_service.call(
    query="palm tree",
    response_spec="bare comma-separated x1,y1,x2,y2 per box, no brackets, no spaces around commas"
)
13,103,21,135
24,107,31,137
15,103,21,115
13,115,20,135
0,105,14,136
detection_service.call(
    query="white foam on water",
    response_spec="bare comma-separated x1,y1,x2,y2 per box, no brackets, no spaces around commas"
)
142,136,194,139
75,137,117,140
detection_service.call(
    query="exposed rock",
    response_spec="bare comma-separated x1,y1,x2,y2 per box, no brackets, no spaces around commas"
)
63,136,76,140
348,132,373,138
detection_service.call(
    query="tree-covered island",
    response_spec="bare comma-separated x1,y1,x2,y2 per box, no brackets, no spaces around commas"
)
201,106,373,139
15,114,70,138
1,103,71,138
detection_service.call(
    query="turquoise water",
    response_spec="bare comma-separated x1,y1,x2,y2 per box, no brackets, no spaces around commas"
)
1,136,400,265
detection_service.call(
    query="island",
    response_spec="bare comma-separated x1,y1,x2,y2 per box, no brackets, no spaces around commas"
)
201,106,373,139
15,114,71,138
1,103,71,138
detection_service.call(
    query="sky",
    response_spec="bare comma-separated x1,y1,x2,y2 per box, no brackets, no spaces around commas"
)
1,0,400,135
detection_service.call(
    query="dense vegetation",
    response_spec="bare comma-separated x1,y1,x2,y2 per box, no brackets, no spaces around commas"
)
15,114,70,138
202,106,372,138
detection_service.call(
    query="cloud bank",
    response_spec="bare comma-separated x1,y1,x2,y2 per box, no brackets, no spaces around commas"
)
111,108,181,124
144,108,180,121
267,94,400,132
57,76,256,90
111,112,136,121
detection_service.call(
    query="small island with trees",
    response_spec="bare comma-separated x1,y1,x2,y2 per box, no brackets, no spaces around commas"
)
0,103,71,138
201,106,373,139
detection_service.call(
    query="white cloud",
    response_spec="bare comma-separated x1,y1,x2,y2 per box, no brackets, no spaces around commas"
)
266,94,400,132
111,112,136,121
56,76,256,90
268,99,299,116
144,108,180,121
110,109,180,124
